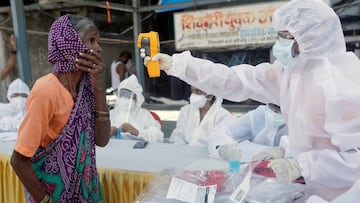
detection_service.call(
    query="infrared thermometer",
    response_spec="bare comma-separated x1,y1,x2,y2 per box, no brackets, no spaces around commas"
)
137,31,160,78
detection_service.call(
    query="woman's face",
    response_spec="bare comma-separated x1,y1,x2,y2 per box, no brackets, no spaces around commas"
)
80,27,102,52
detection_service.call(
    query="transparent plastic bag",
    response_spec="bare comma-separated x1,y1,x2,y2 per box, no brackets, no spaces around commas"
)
244,179,310,203
134,168,180,203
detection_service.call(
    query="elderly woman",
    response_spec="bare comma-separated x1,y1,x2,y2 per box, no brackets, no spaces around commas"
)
10,14,110,202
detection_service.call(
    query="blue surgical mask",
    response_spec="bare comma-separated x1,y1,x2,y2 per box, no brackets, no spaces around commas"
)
265,108,285,128
272,38,296,69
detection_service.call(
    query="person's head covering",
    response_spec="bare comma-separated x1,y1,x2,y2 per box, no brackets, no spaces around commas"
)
48,14,90,73
117,75,145,106
6,79,30,101
273,0,345,57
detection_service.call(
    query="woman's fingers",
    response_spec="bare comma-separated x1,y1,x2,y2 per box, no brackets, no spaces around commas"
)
75,51,104,74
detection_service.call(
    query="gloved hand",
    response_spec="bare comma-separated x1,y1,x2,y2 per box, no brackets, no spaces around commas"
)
217,144,242,161
252,146,285,161
142,51,173,71
267,158,302,182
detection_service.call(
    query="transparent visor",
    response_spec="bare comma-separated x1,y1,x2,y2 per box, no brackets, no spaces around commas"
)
116,89,136,123
118,89,137,101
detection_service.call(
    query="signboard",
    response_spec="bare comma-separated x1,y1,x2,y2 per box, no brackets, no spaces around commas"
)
173,2,286,50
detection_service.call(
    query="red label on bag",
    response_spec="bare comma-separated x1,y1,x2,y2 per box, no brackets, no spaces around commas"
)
252,161,276,178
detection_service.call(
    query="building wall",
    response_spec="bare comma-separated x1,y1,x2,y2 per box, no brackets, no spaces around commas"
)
0,9,135,90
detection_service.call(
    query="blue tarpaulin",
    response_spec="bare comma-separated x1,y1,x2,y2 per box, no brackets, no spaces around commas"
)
157,0,193,12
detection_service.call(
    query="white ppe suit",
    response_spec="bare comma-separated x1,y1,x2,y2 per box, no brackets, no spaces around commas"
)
307,179,360,203
0,79,29,132
208,105,288,159
110,75,163,143
169,97,233,146
164,0,360,200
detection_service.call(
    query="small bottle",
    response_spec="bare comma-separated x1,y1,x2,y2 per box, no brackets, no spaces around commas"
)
228,151,241,173
225,154,242,192
229,159,241,173
115,128,122,139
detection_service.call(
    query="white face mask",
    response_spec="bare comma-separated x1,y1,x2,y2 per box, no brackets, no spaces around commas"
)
190,94,207,109
10,97,26,112
272,38,296,69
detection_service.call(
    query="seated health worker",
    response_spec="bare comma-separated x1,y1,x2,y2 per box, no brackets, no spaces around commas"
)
0,78,30,132
208,104,288,160
169,86,233,146
110,75,164,142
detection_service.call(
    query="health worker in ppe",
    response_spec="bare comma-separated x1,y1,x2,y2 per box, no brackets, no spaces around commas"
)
144,0,360,200
208,104,288,160
109,75,164,142
0,78,29,132
169,86,233,146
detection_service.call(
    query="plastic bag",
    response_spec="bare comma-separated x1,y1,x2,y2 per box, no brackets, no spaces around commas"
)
245,179,310,203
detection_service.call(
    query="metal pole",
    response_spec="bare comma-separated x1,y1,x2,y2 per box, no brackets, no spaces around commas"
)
132,0,144,88
10,0,32,86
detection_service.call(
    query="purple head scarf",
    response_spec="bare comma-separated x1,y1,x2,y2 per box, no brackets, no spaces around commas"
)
48,14,90,73
28,15,101,202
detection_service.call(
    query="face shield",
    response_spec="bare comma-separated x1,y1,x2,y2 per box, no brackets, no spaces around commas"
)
9,93,28,113
115,88,136,122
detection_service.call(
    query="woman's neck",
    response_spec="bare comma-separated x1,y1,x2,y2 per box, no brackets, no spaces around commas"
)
54,71,83,101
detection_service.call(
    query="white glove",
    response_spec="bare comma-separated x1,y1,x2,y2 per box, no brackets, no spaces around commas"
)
267,158,302,182
143,53,173,71
252,146,285,161
217,144,242,161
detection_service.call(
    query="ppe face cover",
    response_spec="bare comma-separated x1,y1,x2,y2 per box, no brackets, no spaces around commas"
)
116,97,134,123
272,38,295,68
118,89,136,101
117,97,134,110
10,97,26,112
265,107,285,128
190,93,207,109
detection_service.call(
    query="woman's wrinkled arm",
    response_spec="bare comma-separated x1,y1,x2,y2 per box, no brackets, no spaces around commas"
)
94,86,111,147
10,151,49,202
91,50,111,147
76,50,111,146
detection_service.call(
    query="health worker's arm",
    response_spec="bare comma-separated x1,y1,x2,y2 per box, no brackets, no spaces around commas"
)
137,110,164,143
166,51,282,105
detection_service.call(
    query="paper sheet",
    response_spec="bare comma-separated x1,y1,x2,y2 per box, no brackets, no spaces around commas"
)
166,176,217,203
236,141,270,163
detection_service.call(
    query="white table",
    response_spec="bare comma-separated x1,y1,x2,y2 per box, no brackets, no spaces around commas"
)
0,139,212,203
